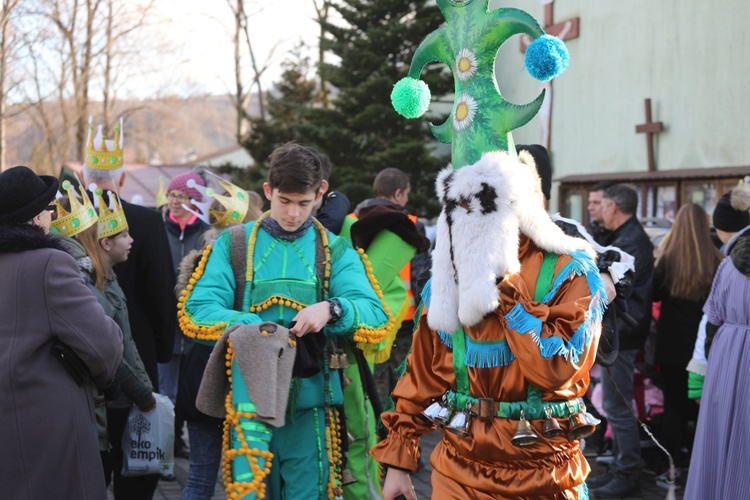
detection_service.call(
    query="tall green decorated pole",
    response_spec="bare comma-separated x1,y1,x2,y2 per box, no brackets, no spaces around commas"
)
391,0,570,168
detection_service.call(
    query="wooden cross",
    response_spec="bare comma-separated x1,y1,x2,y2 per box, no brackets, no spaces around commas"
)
519,1,580,151
635,98,664,172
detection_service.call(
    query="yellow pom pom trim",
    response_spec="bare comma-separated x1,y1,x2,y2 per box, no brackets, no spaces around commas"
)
353,249,395,345
249,295,307,313
178,244,228,341
222,339,274,499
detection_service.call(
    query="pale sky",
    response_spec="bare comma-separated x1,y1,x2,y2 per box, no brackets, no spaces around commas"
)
152,0,324,96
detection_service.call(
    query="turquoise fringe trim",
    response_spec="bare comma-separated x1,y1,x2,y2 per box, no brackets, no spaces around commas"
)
464,337,516,368
505,303,543,336
507,250,607,364
421,279,454,347
579,482,589,500
420,277,432,304
541,250,604,305
424,279,516,366
437,329,453,348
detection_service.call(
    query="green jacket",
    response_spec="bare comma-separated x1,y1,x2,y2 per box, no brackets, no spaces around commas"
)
55,234,154,449
182,219,389,410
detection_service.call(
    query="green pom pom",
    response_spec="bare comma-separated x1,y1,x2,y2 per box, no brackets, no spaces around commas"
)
391,77,431,119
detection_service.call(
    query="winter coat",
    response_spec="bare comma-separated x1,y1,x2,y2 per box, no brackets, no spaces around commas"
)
114,199,177,390
354,198,431,303
0,223,122,500
174,247,223,426
56,233,153,450
316,190,350,235
602,215,655,350
165,212,210,355
653,268,707,366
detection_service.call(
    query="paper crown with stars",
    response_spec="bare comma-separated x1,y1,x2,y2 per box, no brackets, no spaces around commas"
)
155,176,168,208
49,180,99,237
92,186,129,239
85,117,124,171
182,175,250,229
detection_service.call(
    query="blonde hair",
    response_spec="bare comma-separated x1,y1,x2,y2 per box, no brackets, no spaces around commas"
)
58,195,112,291
655,203,723,302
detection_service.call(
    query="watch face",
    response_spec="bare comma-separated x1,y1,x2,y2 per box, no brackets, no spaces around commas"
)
330,300,343,320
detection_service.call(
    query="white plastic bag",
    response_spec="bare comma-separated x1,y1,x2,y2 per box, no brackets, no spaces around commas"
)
121,393,175,477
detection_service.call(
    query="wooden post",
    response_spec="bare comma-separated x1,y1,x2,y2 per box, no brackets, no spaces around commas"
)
635,98,664,173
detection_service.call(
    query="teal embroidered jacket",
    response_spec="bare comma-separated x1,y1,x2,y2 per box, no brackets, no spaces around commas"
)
182,220,388,410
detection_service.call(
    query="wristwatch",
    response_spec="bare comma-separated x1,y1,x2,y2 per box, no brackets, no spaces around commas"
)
327,299,343,324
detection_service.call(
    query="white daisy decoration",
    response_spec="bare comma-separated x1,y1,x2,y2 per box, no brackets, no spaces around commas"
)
453,93,478,132
455,48,478,82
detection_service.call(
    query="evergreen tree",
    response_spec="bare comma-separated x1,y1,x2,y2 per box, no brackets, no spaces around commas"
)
243,42,317,168
300,0,451,216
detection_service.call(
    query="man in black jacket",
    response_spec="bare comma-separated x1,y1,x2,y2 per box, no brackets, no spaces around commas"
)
83,161,176,498
588,181,615,244
588,184,654,499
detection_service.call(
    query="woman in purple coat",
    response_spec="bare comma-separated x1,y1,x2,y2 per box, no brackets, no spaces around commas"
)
0,166,123,500
685,188,750,499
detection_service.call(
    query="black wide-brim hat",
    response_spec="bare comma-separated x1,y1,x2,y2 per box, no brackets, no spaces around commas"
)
0,166,60,223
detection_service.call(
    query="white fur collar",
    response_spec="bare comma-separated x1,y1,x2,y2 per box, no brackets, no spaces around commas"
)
427,151,595,333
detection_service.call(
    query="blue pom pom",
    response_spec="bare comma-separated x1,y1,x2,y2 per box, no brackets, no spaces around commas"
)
391,77,431,119
525,34,570,82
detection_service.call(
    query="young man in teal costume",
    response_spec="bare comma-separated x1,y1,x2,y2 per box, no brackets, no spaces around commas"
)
179,143,389,499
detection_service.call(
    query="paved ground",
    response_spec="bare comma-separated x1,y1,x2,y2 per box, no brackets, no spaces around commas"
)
110,430,683,499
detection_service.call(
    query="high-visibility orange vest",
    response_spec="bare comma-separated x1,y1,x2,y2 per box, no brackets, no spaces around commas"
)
401,214,419,317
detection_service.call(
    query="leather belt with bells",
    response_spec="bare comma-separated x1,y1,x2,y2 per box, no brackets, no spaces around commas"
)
466,395,584,421
444,388,584,421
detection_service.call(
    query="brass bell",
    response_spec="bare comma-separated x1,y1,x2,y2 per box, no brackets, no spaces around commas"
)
542,406,564,438
342,468,357,485
433,404,453,427
445,405,471,437
421,400,443,422
329,352,341,370
342,372,352,388
337,352,351,369
568,412,597,441
511,409,539,447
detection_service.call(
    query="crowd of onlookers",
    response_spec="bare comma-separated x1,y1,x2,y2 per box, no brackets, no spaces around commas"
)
2,151,749,499
583,180,750,499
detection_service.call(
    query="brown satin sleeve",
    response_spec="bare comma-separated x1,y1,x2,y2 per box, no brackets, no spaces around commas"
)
370,309,455,471
496,270,599,391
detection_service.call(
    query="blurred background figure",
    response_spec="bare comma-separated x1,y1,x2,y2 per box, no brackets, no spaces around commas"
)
652,203,723,484
686,187,750,499
160,170,211,471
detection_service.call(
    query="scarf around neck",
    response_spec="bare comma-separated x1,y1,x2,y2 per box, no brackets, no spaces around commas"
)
260,216,313,241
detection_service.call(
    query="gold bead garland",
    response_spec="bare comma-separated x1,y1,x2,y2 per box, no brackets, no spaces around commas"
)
325,407,344,499
177,244,228,341
222,338,274,499
353,247,394,345
312,218,332,292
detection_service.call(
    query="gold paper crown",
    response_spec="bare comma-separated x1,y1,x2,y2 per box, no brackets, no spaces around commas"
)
49,180,98,237
184,177,250,228
85,116,124,171
94,187,129,239
155,176,168,208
